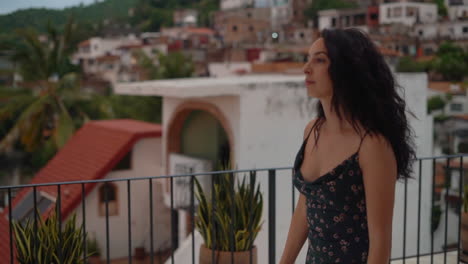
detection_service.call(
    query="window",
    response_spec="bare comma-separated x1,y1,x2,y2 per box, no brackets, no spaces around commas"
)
393,7,402,17
247,12,251,18
406,7,417,17
113,150,131,170
450,103,463,112
332,18,336,27
424,47,434,55
11,191,54,224
232,25,238,32
463,27,468,33
248,25,254,32
387,7,392,18
419,30,424,36
99,183,118,216
299,32,305,39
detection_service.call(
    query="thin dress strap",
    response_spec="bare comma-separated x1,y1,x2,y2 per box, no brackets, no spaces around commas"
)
357,130,369,153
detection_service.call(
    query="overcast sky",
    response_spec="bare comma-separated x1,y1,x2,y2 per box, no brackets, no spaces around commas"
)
0,0,97,15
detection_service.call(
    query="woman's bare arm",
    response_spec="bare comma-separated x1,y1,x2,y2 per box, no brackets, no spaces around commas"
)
280,119,315,264
359,133,397,264
279,193,308,264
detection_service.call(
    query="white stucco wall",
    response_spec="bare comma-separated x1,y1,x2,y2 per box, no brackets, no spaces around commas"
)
70,137,169,260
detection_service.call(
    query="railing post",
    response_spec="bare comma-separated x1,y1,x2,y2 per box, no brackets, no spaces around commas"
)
268,169,276,264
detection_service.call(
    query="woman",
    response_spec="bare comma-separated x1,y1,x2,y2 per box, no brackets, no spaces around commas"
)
279,28,416,264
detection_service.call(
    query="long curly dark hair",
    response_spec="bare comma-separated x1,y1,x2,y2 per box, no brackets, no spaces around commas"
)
310,28,416,180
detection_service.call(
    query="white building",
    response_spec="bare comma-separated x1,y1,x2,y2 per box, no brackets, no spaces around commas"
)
318,8,369,32
115,72,434,263
413,20,468,40
445,0,468,21
221,0,255,10
379,2,438,26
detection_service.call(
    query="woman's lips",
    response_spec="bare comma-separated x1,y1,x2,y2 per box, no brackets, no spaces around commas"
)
306,80,315,85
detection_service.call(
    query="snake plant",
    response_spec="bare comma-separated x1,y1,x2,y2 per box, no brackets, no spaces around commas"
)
194,169,263,252
12,210,88,264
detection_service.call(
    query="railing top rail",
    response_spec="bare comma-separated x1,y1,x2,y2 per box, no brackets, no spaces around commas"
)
0,166,293,190
2,153,468,190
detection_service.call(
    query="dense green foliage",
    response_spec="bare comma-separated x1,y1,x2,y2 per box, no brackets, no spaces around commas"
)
396,56,430,73
0,0,137,33
431,42,468,82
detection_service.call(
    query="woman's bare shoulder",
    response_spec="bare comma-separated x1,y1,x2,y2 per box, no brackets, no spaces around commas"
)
303,118,318,140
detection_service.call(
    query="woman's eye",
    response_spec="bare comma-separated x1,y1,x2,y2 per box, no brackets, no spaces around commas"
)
315,58,325,63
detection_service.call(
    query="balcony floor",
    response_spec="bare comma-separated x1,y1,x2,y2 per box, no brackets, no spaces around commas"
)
391,250,465,264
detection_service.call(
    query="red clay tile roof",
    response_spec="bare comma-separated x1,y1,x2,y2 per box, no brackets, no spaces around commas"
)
78,39,91,47
96,55,120,62
186,27,215,35
0,119,162,263
429,81,466,95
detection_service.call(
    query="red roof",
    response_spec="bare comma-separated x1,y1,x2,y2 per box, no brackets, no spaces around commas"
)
186,27,215,35
0,119,162,263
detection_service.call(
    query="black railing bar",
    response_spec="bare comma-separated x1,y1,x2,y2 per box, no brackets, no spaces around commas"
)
268,169,276,264
57,185,63,263
444,158,450,264
416,159,422,264
431,159,436,264
403,175,407,264
149,178,154,264
0,167,294,190
457,156,463,263
230,172,235,263
3,155,466,190
170,177,175,264
33,186,38,261
81,183,87,263
190,174,195,264
127,180,132,264
8,188,13,264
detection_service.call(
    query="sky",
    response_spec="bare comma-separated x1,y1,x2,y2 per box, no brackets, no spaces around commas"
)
0,0,97,15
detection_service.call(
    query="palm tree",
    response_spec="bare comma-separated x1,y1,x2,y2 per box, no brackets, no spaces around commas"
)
10,17,79,82
0,73,114,155
0,17,113,164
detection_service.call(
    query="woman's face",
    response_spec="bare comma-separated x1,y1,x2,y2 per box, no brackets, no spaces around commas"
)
303,38,333,99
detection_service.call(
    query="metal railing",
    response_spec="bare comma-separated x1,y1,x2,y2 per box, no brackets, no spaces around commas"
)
0,154,467,264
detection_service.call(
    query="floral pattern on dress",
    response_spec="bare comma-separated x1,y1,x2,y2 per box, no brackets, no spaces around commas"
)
292,137,369,264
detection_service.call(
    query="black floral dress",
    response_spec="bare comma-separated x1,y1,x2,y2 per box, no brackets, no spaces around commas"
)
293,129,370,264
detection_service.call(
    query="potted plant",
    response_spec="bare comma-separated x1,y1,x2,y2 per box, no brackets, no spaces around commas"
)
12,210,87,263
461,184,468,261
194,168,263,264
86,236,101,264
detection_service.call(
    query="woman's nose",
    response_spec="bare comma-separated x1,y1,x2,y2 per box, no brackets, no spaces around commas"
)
303,62,312,75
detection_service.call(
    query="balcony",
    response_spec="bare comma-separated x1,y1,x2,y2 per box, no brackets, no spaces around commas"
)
0,153,468,264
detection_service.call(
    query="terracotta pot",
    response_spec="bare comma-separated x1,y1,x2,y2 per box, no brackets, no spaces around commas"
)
87,255,101,264
199,244,257,264
461,212,468,262
134,247,146,260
